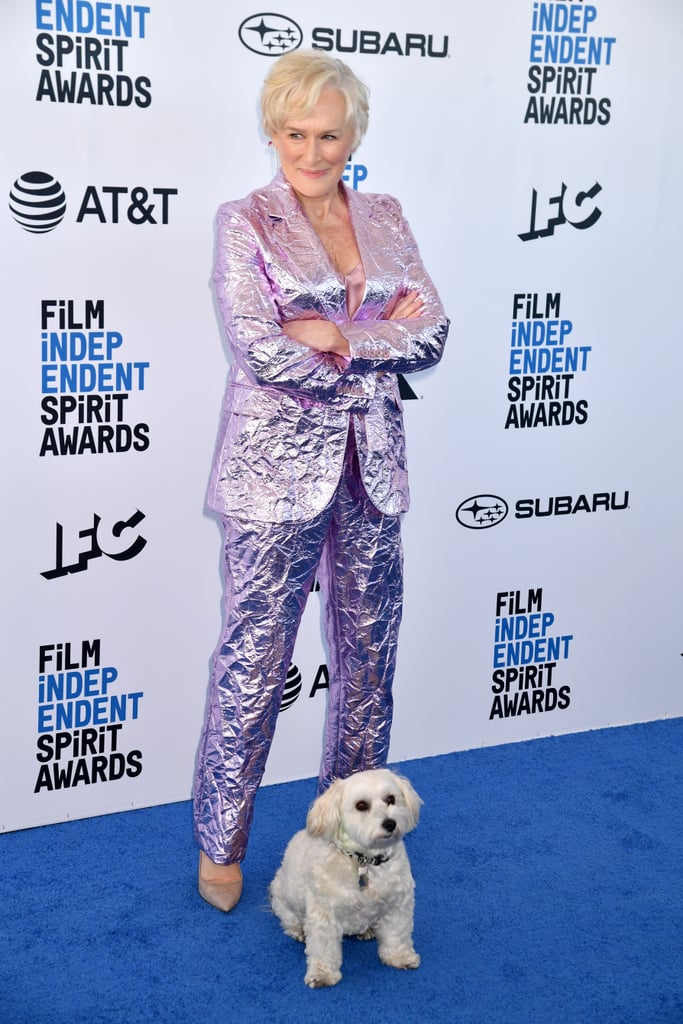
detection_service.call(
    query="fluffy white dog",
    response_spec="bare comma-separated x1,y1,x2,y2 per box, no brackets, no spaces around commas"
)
269,768,422,988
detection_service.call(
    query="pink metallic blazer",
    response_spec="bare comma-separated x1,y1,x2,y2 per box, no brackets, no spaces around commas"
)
207,172,449,523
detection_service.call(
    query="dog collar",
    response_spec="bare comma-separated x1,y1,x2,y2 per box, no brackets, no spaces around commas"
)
333,839,392,867
351,850,391,867
333,841,392,887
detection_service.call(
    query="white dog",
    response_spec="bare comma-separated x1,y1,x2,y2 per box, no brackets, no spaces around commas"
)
269,768,422,988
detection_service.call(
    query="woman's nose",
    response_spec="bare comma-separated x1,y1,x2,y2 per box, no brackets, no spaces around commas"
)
304,137,319,164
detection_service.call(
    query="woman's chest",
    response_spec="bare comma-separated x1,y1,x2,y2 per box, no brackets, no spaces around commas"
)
262,226,398,320
313,220,361,277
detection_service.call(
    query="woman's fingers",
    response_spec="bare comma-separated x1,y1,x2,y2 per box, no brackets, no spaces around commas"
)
388,290,424,320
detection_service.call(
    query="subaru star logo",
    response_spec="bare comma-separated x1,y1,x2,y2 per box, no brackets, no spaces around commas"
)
456,495,509,530
238,13,303,55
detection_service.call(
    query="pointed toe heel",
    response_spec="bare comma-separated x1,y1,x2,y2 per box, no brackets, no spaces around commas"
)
198,852,243,913
198,874,243,912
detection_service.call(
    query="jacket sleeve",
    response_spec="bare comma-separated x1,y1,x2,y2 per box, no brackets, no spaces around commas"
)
340,196,449,375
212,202,374,407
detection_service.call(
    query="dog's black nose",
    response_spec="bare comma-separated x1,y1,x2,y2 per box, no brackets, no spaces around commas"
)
382,818,397,833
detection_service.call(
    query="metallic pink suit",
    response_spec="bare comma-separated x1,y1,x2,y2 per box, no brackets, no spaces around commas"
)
193,172,448,864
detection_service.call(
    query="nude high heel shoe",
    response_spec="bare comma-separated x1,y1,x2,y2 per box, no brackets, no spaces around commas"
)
198,850,243,912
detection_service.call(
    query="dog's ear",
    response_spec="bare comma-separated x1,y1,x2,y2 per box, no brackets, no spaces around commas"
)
395,774,423,832
306,779,344,839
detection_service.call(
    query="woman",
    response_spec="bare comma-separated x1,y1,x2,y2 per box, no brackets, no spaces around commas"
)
193,49,449,912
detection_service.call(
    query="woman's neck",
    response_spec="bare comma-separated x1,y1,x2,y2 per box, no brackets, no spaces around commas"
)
294,183,345,226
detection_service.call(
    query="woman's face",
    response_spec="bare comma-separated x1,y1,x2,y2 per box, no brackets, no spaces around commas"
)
271,88,356,204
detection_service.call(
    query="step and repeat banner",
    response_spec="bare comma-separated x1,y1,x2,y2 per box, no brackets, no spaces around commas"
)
2,0,682,831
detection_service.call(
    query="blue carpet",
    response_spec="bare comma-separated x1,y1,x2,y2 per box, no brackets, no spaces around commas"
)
2,719,683,1024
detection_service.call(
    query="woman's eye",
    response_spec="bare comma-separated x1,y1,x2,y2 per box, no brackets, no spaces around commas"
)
355,800,370,812
385,795,396,806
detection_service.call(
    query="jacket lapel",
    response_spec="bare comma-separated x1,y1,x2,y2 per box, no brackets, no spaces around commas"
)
261,174,393,323
263,174,345,320
345,186,396,319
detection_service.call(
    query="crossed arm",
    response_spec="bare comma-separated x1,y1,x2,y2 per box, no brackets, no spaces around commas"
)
281,290,426,357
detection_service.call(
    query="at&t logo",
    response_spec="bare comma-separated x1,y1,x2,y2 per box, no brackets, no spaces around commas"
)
9,170,178,232
9,171,67,233
278,662,331,712
280,664,302,710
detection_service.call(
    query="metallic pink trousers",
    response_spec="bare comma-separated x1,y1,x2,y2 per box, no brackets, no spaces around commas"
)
193,433,403,864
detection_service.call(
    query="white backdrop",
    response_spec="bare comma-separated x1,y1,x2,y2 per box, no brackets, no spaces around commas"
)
2,0,682,832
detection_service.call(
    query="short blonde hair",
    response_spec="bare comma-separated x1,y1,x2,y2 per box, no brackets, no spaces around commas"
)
260,49,369,151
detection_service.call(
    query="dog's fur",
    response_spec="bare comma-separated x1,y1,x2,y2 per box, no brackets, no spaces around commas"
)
269,768,422,988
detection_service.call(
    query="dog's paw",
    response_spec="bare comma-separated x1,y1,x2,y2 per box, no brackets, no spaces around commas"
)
304,965,342,988
379,947,421,970
283,924,305,943
356,927,375,941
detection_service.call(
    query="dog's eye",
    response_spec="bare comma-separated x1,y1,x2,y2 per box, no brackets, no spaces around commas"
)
355,800,370,812
385,795,396,806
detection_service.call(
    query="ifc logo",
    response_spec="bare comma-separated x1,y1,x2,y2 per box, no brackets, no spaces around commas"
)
239,13,303,55
9,171,67,233
456,495,509,530
280,663,303,711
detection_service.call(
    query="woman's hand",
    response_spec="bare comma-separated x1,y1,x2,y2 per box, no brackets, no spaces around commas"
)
386,290,424,321
282,319,350,357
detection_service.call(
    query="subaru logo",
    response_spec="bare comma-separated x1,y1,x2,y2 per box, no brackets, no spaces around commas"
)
238,14,303,55
456,495,509,530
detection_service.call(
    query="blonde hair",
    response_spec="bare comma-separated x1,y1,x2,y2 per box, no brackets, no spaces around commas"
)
260,49,369,151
